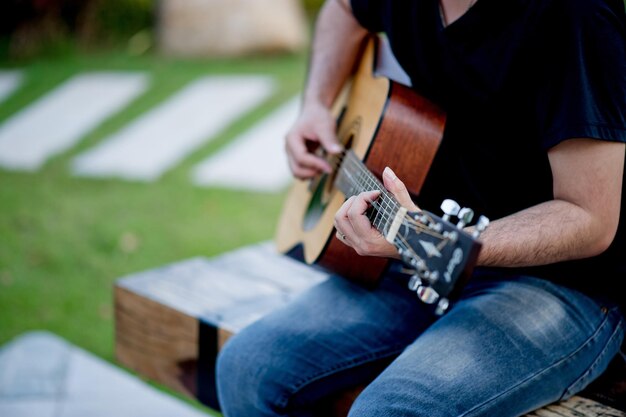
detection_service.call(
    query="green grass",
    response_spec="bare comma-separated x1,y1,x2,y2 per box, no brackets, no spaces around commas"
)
0,47,309,414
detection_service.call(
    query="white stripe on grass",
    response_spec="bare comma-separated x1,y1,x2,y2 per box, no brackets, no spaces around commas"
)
0,70,23,103
0,72,148,171
192,96,299,192
72,76,275,182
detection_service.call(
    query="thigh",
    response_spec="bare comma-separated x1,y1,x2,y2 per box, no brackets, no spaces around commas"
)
216,273,436,416
348,276,625,417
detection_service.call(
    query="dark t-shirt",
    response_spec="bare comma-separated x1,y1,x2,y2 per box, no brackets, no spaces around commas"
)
350,0,626,302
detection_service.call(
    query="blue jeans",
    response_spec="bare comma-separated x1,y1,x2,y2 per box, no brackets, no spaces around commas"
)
215,272,624,417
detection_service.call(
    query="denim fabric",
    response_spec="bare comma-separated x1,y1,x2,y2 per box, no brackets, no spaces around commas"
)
215,273,624,417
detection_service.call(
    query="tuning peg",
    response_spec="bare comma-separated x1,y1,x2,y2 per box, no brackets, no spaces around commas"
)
440,199,460,222
456,207,474,229
435,298,450,315
408,274,422,291
416,285,439,304
443,230,458,244
472,215,490,238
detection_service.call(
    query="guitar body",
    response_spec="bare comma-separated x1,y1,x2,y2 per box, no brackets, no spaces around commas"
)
275,37,447,285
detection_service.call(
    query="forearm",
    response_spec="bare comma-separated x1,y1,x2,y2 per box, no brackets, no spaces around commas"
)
477,139,623,268
476,199,616,268
303,0,369,108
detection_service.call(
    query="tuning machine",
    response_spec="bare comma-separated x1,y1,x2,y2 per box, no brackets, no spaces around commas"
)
409,279,450,316
435,298,450,315
408,272,440,304
440,199,490,237
456,207,474,229
440,199,460,222
472,215,490,238
416,284,439,304
408,274,422,291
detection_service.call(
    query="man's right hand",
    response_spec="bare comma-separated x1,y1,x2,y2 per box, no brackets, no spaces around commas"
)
285,0,367,179
285,101,343,180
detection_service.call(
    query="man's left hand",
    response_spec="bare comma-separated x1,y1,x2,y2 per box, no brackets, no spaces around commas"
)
333,167,419,258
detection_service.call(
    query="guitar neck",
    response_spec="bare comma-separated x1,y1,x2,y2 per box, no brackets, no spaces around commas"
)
334,150,403,239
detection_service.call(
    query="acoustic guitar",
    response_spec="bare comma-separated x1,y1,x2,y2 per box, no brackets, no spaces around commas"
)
274,36,487,314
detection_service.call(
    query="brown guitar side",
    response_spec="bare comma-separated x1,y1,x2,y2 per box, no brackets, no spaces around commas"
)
275,36,446,285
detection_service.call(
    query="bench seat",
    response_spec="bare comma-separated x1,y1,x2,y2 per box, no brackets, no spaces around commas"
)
114,242,626,416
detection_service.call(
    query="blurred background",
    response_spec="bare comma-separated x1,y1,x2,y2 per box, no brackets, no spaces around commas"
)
0,0,324,415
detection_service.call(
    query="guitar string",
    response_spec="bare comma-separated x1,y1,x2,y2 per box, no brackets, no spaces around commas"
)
329,151,393,217
328,151,395,204
326,151,446,246
343,153,449,239
328,151,452,274
340,151,401,215
344,154,396,230
337,153,467,291
342,156,458,286
337,152,401,225
341,152,441,237
331,150,439,236
399,217,449,240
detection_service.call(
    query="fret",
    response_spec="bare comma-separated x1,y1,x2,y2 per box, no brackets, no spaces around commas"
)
373,204,383,230
334,150,401,240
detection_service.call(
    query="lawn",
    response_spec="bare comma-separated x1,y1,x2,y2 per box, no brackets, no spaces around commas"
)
0,46,309,413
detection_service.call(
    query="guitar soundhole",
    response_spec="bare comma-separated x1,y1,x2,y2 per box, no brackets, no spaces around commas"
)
302,135,355,232
302,174,329,231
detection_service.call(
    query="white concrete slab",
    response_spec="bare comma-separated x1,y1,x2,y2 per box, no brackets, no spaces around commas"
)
0,331,213,417
72,76,275,181
192,96,299,192
0,70,23,103
64,348,152,400
0,399,57,417
0,331,70,397
0,72,148,171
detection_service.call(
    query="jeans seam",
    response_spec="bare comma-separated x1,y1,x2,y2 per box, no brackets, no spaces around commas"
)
459,308,620,417
275,344,407,409
562,309,625,399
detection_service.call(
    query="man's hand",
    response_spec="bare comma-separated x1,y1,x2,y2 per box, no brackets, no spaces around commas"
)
285,101,342,179
333,167,419,258
284,0,369,179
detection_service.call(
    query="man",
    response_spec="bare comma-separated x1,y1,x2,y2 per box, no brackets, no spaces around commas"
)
216,0,626,416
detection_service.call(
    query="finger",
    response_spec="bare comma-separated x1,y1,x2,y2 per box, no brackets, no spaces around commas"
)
334,196,357,240
335,195,357,220
347,191,381,236
286,145,320,178
335,230,351,246
286,134,333,173
296,152,333,174
288,158,319,179
382,167,419,211
317,121,343,155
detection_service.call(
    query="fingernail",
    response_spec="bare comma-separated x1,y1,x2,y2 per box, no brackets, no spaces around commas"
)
383,167,396,180
328,143,343,153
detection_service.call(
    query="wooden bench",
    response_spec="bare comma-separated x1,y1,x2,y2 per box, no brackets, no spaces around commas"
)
114,242,626,416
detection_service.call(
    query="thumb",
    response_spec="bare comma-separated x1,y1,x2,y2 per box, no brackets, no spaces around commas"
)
383,167,419,211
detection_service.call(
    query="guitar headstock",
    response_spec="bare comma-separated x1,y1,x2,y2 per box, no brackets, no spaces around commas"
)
395,199,489,315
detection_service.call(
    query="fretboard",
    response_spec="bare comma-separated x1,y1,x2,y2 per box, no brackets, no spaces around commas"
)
334,150,402,238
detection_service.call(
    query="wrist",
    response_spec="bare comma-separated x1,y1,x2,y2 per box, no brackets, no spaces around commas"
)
302,93,333,110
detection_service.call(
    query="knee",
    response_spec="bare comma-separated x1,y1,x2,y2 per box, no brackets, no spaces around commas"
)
215,332,254,410
347,374,457,417
347,379,411,417
215,322,291,417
